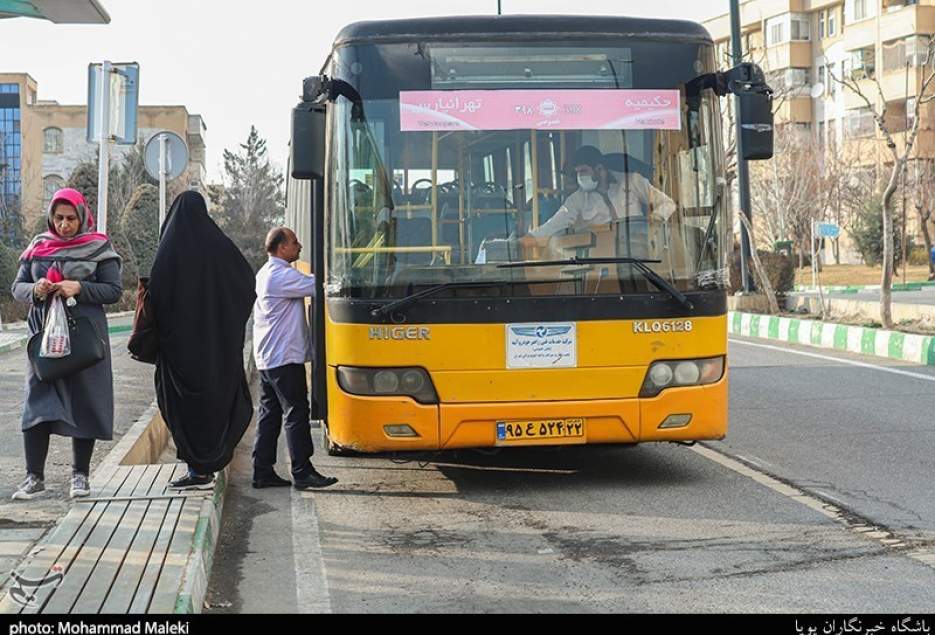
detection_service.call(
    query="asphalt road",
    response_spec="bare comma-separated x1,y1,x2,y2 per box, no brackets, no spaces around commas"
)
206,340,935,613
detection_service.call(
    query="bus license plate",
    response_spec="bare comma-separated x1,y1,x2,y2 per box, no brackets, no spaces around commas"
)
496,418,585,443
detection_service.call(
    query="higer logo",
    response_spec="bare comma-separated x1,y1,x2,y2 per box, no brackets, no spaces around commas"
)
369,326,431,341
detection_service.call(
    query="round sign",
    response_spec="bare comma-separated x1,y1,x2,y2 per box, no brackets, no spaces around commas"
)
144,131,189,181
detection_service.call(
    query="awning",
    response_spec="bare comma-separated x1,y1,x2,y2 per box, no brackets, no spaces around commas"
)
0,0,110,23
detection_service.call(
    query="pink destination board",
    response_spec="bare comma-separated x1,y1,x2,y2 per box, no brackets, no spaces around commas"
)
399,89,682,132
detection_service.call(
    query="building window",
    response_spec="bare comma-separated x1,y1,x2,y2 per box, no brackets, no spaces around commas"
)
846,0,875,23
791,15,810,41
828,7,837,36
43,127,64,154
855,0,868,20
0,86,21,203
43,175,65,208
845,107,876,137
849,46,876,80
768,21,785,46
819,11,825,38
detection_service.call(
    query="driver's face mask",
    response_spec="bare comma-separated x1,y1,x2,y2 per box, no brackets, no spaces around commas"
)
577,172,599,192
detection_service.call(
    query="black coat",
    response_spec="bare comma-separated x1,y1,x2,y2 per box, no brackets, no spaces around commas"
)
148,192,256,474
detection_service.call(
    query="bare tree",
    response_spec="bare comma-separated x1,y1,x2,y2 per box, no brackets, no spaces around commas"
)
830,41,935,329
911,158,935,280
751,125,821,268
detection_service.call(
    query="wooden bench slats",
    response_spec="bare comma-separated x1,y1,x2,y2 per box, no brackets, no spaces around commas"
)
69,465,164,614
40,465,153,613
3,462,217,616
101,464,183,614
2,466,135,615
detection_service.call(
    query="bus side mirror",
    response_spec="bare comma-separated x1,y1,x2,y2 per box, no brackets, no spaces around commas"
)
738,90,774,161
291,102,327,180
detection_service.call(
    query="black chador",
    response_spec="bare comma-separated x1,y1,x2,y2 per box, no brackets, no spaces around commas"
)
148,191,256,473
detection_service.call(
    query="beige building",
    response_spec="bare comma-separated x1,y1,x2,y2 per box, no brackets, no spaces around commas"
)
703,0,935,261
0,72,206,229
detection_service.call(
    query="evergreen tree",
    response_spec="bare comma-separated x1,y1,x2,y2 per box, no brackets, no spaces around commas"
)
210,126,285,271
65,160,138,288
119,183,159,277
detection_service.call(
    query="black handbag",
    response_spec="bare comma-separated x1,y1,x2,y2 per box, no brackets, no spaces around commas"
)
127,277,158,364
27,302,107,383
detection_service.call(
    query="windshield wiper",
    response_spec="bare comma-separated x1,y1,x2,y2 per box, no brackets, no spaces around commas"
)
498,257,695,311
370,280,564,318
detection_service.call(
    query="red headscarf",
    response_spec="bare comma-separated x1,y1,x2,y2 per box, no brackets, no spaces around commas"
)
20,188,119,282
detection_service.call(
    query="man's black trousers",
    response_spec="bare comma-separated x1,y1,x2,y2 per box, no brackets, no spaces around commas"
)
254,363,315,478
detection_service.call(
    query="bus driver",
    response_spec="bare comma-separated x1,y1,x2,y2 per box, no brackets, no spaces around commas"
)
519,145,677,249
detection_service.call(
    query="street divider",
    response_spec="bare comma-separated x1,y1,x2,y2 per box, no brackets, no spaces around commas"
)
729,311,935,367
794,281,935,293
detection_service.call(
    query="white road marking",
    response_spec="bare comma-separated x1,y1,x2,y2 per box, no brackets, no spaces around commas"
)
291,488,333,614
729,339,935,383
693,444,935,572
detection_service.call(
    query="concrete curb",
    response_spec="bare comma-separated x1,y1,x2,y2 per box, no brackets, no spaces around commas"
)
729,311,935,367
174,468,228,614
794,281,935,293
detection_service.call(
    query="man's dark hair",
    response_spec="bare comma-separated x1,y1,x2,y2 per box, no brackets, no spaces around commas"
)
266,227,290,254
570,145,604,169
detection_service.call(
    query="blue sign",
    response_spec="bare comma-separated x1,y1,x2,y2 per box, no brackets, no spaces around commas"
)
87,62,139,145
818,222,841,239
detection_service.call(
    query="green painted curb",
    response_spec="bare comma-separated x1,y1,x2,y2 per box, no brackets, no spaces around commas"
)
730,311,935,368
174,468,228,614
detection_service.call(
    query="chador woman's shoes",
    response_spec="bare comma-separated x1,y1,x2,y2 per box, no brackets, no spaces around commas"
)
170,473,215,489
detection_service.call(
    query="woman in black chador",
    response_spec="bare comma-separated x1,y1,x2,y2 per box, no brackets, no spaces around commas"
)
148,191,256,488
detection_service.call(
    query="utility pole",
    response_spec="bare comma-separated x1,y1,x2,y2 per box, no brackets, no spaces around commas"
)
730,0,755,292
497,1,501,15
902,59,910,286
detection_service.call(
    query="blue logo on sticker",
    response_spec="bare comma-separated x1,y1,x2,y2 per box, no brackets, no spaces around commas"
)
496,422,506,440
511,325,573,339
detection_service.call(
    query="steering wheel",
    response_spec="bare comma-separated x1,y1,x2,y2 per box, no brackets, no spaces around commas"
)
473,181,507,196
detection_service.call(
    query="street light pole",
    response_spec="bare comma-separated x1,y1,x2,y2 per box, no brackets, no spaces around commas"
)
497,0,501,15
730,0,755,292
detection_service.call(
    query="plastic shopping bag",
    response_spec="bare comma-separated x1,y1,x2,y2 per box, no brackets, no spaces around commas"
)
40,296,71,359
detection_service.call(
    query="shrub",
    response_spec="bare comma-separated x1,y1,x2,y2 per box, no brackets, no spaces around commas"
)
118,184,159,277
0,241,20,299
730,248,795,296
909,245,932,267
850,199,913,267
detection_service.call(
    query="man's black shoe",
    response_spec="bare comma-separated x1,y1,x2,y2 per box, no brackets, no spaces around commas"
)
170,473,214,489
293,468,338,490
252,472,292,489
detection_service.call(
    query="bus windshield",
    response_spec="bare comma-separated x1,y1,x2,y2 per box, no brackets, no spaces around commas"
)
327,40,728,300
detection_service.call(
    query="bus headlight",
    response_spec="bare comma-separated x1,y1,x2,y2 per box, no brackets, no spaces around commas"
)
337,367,439,404
640,357,724,398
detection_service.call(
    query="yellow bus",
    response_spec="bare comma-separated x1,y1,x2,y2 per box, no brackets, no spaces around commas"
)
287,15,773,454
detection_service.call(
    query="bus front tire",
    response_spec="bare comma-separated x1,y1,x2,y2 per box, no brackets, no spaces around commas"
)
321,424,353,457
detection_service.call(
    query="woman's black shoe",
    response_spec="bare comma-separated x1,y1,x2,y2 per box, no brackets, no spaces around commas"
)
293,468,338,490
170,473,215,489
252,472,292,489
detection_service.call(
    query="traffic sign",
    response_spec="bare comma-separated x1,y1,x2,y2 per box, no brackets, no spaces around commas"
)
817,222,841,239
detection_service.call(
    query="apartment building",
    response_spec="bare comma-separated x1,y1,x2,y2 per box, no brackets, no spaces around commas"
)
703,0,935,260
0,72,206,229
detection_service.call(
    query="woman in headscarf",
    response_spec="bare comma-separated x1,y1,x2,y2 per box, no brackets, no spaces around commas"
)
148,191,256,488
11,188,122,500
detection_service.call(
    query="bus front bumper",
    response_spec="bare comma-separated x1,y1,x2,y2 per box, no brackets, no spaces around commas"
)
326,373,728,453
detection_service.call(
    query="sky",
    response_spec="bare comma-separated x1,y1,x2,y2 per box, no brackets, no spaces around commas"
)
1,0,727,183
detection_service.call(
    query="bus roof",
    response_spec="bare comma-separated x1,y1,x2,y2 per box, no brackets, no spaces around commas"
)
333,15,712,48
